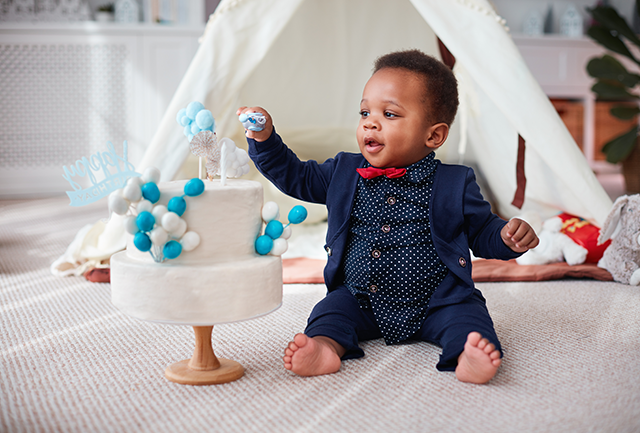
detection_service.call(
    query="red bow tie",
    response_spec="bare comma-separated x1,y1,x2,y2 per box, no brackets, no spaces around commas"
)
356,167,407,179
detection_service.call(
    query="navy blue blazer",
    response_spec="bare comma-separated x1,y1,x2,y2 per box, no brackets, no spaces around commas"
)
248,130,521,308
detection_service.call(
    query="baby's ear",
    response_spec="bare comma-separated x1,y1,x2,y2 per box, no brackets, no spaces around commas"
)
426,123,449,150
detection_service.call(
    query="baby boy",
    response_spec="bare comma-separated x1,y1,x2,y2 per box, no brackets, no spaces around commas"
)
239,49,538,384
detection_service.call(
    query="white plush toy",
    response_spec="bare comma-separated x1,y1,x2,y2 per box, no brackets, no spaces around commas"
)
516,215,588,266
597,194,640,286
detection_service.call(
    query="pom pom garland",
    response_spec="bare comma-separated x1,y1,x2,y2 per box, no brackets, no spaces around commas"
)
107,167,203,263
255,202,308,256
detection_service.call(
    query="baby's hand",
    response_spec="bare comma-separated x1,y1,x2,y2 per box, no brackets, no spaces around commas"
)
237,106,273,142
501,218,539,253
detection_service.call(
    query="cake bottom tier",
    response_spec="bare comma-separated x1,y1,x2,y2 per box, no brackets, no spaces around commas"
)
110,252,283,325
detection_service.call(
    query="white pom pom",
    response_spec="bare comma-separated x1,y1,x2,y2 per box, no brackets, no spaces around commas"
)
270,238,288,256
281,225,292,240
240,165,250,176
161,211,181,232
136,199,153,213
169,217,187,238
124,215,139,234
126,176,144,187
231,160,240,169
149,226,169,246
142,167,161,184
219,137,236,152
151,204,168,221
262,201,280,222
108,190,130,215
123,182,142,202
226,167,237,177
180,231,201,251
236,149,249,165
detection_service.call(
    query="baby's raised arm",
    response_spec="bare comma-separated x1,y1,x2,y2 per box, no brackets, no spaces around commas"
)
501,218,539,253
237,106,273,142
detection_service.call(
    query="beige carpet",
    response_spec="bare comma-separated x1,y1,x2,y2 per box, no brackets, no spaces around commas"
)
2,197,640,433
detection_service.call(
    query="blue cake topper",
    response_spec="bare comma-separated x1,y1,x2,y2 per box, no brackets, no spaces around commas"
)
61,141,140,207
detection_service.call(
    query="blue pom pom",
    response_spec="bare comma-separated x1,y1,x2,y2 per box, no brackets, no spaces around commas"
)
168,196,187,216
195,109,214,130
188,134,194,142
163,240,182,259
183,125,191,137
133,232,152,252
265,220,284,239
186,101,204,120
184,178,205,197
191,123,201,135
180,115,191,127
255,235,273,255
288,205,308,225
136,211,155,232
176,108,186,125
141,182,160,203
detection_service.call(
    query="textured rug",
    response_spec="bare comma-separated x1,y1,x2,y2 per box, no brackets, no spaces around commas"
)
2,197,640,433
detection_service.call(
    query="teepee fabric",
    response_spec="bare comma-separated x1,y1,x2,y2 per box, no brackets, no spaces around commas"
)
138,0,612,225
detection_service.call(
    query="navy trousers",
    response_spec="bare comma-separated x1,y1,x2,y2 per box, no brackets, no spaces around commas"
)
304,285,502,371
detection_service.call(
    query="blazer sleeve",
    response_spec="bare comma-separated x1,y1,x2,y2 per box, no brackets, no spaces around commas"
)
247,128,336,205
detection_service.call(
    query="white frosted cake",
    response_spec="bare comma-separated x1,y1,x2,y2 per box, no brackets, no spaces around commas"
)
110,178,283,325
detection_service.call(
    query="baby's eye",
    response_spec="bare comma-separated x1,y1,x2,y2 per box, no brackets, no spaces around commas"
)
384,112,397,118
359,110,369,118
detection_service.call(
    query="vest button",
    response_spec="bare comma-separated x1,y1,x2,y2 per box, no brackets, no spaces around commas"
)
387,196,396,205
381,224,391,233
459,257,467,267
372,249,381,259
369,284,378,293
325,246,332,256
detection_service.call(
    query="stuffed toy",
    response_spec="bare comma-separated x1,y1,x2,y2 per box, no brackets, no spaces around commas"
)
516,213,609,266
597,194,640,286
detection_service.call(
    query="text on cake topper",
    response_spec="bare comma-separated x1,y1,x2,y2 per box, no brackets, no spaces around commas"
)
62,141,140,207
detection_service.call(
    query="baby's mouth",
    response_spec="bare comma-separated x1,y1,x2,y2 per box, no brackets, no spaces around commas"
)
364,138,383,153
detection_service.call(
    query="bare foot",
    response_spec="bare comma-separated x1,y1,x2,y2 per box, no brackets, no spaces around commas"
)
455,332,502,384
283,334,343,376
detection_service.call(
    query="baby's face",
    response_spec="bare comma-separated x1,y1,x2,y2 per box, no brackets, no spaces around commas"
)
357,68,434,168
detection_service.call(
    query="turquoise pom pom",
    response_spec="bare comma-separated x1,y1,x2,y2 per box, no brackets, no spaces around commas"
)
141,182,160,203
195,110,214,130
133,232,152,252
176,108,186,125
168,196,187,216
186,101,204,120
265,220,284,239
180,116,191,127
183,125,191,137
288,205,308,225
184,178,205,197
136,211,155,232
190,123,201,135
255,235,273,255
163,240,182,259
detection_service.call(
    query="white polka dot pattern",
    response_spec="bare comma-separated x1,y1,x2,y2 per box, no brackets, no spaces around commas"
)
344,153,448,344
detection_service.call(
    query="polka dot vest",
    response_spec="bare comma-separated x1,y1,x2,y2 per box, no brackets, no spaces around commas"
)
343,152,449,345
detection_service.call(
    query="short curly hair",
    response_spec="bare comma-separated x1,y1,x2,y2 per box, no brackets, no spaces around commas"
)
373,49,459,126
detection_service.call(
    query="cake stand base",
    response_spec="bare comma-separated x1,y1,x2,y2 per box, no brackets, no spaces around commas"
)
164,325,244,386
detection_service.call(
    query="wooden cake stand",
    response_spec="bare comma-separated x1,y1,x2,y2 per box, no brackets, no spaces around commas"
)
164,326,244,385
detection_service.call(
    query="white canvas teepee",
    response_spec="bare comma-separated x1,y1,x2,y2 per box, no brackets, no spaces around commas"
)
139,0,613,226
